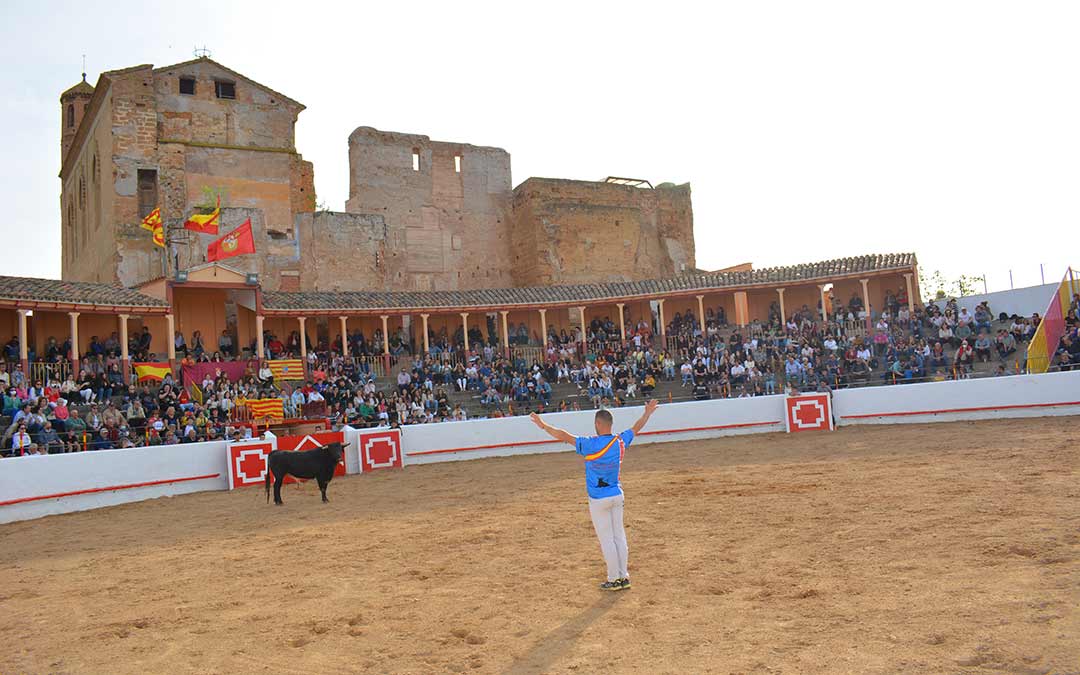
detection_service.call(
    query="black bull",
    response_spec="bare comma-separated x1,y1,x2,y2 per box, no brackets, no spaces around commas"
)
265,442,348,505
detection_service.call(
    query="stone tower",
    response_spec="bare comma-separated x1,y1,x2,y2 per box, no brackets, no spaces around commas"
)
60,74,95,165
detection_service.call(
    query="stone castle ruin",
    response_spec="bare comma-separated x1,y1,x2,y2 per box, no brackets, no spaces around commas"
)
60,57,695,292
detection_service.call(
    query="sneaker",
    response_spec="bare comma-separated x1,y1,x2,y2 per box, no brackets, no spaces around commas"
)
599,580,623,592
618,578,631,590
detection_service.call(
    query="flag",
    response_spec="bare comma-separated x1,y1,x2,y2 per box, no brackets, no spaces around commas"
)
184,198,220,235
134,362,172,382
141,207,165,248
245,398,284,420
267,359,304,380
208,218,256,262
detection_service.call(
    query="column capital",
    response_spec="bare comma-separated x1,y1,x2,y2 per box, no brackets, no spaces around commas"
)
695,294,704,300
776,287,786,294
118,313,130,320
499,309,509,316
420,313,430,319
460,312,469,318
297,315,307,324
616,302,625,308
902,272,913,279
339,315,348,321
380,314,389,321
657,298,666,305
538,308,547,315
16,308,29,316
859,278,870,285
68,311,81,318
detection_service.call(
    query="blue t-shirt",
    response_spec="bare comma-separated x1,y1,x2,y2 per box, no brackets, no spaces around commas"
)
575,429,635,499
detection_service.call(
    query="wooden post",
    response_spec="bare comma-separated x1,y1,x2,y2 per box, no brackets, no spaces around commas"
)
339,316,349,358
118,314,130,384
500,310,510,358
16,309,29,382
255,315,265,362
69,311,81,376
860,278,871,332
577,306,586,354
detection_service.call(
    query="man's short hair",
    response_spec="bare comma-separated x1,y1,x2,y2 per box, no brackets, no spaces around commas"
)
595,409,613,426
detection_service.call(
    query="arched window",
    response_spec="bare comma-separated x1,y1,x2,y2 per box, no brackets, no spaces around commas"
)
67,104,75,128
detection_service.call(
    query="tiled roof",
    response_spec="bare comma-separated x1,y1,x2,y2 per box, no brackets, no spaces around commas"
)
0,276,170,309
263,253,917,312
61,78,95,98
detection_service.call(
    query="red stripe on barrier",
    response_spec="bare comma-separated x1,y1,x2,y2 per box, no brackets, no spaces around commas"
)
0,473,221,508
840,400,1080,420
406,420,782,457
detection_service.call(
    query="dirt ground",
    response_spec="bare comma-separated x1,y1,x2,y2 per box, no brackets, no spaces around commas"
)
1,417,1077,675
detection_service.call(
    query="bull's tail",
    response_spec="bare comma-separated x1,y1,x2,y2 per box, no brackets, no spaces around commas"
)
265,469,271,504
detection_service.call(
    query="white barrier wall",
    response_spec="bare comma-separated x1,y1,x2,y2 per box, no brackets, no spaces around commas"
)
403,396,788,465
0,441,229,524
947,282,1061,320
833,370,1080,425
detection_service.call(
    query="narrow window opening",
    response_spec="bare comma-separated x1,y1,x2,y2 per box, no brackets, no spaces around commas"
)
454,155,462,173
412,149,420,172
179,77,196,95
137,168,158,220
66,104,75,128
214,80,236,99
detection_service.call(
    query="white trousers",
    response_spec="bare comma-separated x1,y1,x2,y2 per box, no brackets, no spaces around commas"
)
588,494,629,582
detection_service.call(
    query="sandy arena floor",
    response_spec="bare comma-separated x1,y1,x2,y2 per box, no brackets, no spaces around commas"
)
1,417,1077,675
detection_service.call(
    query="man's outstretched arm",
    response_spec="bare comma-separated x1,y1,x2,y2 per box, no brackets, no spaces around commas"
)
630,399,660,435
529,412,577,446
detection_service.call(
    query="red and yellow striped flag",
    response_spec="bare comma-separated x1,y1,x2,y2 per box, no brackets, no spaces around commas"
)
245,398,284,420
268,359,305,380
134,362,172,382
141,207,165,248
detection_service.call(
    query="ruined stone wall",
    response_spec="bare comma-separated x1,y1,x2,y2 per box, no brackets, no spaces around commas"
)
344,127,514,291
296,211,388,291
509,178,695,286
152,61,300,150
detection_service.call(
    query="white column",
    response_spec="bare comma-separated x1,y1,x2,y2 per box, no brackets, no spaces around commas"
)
339,316,349,358
380,315,390,355
903,273,915,313
657,299,666,338
776,287,786,324
578,306,586,352
859,278,871,331
420,313,430,354
616,303,626,341
696,295,706,333
460,312,470,352
539,308,547,346
255,315,265,361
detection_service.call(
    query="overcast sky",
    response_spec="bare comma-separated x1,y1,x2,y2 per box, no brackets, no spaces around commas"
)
2,0,1076,292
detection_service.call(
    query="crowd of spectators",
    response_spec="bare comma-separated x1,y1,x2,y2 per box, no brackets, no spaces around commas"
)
4,287,1075,457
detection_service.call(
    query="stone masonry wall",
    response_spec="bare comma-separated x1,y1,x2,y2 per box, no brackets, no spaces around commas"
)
297,211,388,291
344,127,514,291
509,178,696,286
